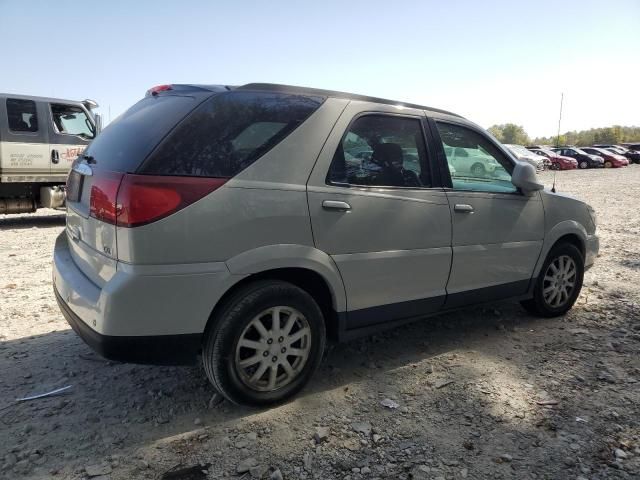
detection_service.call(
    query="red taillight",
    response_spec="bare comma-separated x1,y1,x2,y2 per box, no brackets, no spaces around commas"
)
90,171,124,225
146,84,173,96
117,175,227,227
89,171,227,228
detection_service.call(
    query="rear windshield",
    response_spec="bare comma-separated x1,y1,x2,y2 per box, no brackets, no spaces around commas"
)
83,94,208,172
139,91,324,177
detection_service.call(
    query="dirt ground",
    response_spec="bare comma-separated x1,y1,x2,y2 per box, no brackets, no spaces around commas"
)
1,166,639,480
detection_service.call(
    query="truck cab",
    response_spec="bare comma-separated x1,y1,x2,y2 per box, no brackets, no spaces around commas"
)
0,93,101,214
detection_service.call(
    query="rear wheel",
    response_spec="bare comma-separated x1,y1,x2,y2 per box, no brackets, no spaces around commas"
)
579,160,588,169
202,280,326,406
604,161,612,168
521,243,584,317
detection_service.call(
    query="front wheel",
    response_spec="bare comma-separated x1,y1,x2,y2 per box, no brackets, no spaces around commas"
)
202,280,326,406
579,161,588,169
521,243,584,317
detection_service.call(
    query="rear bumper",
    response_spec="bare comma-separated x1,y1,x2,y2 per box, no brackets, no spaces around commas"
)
52,231,235,365
54,287,200,365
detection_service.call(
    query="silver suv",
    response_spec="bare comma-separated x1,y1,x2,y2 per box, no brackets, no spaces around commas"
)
53,83,599,405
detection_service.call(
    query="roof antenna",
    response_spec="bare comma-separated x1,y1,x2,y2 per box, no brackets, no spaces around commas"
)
551,91,563,194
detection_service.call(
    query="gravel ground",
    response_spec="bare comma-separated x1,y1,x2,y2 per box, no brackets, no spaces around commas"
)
1,166,639,480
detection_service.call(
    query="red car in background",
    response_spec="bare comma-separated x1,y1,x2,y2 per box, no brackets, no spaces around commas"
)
581,147,629,168
527,146,578,170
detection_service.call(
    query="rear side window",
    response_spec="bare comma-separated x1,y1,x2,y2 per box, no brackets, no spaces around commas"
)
327,115,431,188
83,94,207,172
140,91,324,177
7,99,38,132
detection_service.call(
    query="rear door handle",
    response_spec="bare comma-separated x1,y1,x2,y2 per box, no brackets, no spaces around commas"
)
51,150,60,164
322,200,351,211
454,204,474,213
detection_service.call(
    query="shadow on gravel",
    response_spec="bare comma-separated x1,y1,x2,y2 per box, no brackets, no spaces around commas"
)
0,300,628,478
0,214,65,230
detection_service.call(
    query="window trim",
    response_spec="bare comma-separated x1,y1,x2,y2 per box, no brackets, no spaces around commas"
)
6,98,39,135
325,111,440,190
428,117,524,196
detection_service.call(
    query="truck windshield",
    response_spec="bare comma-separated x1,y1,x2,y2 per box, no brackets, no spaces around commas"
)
51,104,95,139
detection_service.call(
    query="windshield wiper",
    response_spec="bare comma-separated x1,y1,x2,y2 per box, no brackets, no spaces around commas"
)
82,153,96,164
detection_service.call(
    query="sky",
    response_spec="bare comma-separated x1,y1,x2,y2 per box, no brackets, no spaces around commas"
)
1,0,638,138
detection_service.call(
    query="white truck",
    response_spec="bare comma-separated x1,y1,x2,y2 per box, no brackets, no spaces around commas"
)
0,93,101,214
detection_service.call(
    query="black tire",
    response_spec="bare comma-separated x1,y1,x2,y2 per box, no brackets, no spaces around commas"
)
604,161,612,168
521,243,584,317
579,160,588,169
202,280,326,406
470,163,485,177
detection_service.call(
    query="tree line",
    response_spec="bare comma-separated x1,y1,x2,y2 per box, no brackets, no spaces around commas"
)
487,124,640,147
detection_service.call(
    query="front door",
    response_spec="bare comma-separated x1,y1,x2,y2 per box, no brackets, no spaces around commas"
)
47,102,95,178
0,98,49,181
430,119,545,307
307,103,452,332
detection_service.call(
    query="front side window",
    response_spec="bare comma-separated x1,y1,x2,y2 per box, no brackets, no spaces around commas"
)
327,115,430,188
51,104,95,139
7,99,38,132
141,91,323,177
435,122,516,194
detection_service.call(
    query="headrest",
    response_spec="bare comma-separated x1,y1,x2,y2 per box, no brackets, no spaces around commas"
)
372,143,403,165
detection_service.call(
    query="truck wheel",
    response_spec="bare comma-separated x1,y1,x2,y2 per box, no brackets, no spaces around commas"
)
521,243,584,317
202,280,326,406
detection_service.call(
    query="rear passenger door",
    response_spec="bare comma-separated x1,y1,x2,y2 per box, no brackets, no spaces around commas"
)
0,98,49,179
430,119,544,306
307,102,452,333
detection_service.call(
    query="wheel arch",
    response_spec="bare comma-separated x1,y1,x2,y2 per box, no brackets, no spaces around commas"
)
533,221,587,278
204,245,347,341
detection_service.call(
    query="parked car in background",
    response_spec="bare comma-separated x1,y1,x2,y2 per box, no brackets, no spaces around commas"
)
443,145,500,177
624,143,640,153
0,93,101,214
581,147,628,168
552,147,604,169
527,146,577,170
593,144,640,164
504,144,546,170
52,82,599,406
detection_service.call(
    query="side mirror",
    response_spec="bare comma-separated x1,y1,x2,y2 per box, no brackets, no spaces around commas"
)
511,161,544,194
94,114,103,135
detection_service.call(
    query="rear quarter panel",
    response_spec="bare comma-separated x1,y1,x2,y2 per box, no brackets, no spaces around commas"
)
116,98,348,265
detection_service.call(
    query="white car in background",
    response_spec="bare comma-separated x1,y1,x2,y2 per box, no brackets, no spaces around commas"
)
444,145,499,177
504,144,546,170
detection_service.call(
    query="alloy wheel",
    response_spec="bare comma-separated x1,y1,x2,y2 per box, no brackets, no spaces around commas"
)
234,306,311,392
542,255,577,308
579,161,588,169
471,164,485,177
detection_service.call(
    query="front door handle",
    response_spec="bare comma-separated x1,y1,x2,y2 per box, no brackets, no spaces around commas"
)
454,203,474,213
51,150,60,164
322,200,351,211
